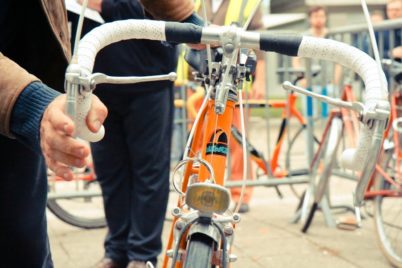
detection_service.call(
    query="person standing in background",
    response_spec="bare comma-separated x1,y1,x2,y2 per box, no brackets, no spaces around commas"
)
386,0,402,58
293,6,328,71
79,1,203,267
292,6,336,119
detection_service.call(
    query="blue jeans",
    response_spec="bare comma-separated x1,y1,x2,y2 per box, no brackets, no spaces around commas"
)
0,135,53,267
91,86,173,265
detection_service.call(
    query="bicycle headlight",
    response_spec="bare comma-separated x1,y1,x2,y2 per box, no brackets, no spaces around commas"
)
185,183,231,214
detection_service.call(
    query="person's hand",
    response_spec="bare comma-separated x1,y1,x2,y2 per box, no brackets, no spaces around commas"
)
392,46,402,59
78,0,102,12
40,94,107,180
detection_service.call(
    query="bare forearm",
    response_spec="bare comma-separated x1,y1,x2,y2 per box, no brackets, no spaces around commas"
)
254,59,265,85
251,59,266,99
292,57,302,69
334,64,343,85
140,0,194,21
392,46,402,59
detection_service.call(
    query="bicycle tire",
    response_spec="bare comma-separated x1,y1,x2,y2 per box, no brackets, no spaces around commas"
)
373,152,402,267
47,176,106,229
47,199,106,229
184,234,216,268
301,117,343,233
301,203,319,233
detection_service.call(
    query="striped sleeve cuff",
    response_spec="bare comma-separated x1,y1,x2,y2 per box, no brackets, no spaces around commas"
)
182,12,205,26
10,81,61,152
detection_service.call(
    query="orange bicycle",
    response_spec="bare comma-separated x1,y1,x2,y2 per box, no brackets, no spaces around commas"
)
65,20,389,267
183,69,320,199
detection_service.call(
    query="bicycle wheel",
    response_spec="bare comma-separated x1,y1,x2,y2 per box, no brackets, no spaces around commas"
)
301,117,343,233
285,122,320,199
47,171,106,229
184,234,216,268
373,152,402,267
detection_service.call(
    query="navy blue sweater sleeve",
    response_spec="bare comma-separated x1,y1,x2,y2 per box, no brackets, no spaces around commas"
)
10,82,60,152
101,0,145,21
182,13,204,26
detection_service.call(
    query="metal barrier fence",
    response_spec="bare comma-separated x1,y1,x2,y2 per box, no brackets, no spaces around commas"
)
171,18,402,180
273,18,402,180
168,19,401,223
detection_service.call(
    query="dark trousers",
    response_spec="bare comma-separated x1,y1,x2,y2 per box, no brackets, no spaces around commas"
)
0,136,52,268
91,86,173,265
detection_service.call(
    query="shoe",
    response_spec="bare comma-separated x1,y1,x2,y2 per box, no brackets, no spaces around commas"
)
97,258,125,268
237,203,250,213
127,260,147,268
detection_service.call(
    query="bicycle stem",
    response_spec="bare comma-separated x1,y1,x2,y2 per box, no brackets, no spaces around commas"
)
215,25,239,114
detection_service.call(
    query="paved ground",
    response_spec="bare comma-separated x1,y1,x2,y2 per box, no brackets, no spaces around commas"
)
47,186,391,268
47,117,393,268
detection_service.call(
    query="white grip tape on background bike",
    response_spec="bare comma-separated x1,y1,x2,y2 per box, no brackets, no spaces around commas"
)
297,36,388,171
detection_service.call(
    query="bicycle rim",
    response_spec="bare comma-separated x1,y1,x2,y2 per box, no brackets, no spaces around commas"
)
374,175,402,267
286,124,320,199
47,199,106,229
47,179,106,229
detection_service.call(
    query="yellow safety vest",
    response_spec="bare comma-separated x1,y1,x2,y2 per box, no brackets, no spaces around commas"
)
175,47,190,87
175,0,260,85
195,0,260,26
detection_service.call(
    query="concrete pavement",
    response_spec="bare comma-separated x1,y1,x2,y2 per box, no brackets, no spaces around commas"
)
47,182,391,268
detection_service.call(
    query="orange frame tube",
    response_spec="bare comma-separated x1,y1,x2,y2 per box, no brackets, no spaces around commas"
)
162,99,234,268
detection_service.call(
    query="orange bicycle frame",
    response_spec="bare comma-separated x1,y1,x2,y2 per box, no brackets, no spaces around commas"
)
162,98,235,268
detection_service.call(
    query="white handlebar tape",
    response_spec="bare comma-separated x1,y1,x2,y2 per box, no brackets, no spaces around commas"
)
74,20,166,142
77,20,166,73
76,92,105,142
72,21,388,168
297,37,388,171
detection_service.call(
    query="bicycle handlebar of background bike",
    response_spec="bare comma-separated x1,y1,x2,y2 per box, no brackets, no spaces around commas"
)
67,19,389,172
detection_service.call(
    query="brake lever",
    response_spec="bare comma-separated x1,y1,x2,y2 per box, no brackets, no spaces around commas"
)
65,64,177,142
282,81,390,122
78,72,177,91
282,81,364,113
